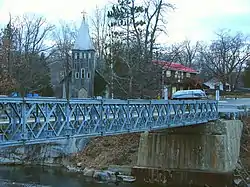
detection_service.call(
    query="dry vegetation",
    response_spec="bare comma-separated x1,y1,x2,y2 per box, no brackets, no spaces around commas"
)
240,117,250,167
236,117,250,184
69,133,141,169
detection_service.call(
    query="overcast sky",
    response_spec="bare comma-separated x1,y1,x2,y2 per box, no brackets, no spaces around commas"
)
0,0,250,44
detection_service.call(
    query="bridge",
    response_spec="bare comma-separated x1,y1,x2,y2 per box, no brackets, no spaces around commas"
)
0,97,218,147
0,97,248,186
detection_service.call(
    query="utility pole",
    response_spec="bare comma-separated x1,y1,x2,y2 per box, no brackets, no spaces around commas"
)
111,63,114,99
66,52,70,100
6,13,12,75
108,18,114,99
126,5,132,98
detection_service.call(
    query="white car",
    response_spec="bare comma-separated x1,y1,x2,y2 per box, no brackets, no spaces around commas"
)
172,89,208,100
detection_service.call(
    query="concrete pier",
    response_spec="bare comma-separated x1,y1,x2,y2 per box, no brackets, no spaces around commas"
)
133,120,243,186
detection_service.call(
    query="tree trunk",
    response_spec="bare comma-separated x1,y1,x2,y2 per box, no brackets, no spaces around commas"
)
129,76,133,98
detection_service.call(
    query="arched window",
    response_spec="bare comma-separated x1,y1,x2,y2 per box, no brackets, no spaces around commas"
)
75,72,79,79
81,68,85,79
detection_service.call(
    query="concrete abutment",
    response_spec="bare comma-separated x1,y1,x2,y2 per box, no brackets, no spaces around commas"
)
133,120,243,186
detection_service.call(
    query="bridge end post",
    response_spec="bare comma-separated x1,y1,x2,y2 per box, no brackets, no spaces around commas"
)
20,99,28,141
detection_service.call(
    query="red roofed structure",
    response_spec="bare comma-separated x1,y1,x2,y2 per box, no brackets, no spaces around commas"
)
152,60,198,73
152,60,200,98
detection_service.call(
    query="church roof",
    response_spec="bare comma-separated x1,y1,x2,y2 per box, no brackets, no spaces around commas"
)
73,17,95,51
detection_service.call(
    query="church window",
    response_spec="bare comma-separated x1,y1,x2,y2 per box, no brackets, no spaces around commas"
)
77,53,79,59
79,52,82,59
84,53,86,59
75,72,79,79
74,53,77,59
81,68,85,79
87,72,90,79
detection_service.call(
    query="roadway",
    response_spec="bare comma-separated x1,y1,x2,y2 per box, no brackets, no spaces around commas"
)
219,98,250,106
218,98,250,114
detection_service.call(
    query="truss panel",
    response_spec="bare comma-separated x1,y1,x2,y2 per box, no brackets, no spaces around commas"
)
0,97,218,147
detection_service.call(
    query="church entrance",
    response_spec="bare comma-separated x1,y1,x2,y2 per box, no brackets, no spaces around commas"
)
78,88,88,98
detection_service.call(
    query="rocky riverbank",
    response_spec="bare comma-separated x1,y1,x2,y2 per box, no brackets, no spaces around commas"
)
0,133,140,184
0,138,89,166
68,133,140,169
64,133,140,184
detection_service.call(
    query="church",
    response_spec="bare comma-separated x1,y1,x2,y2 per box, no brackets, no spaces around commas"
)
70,14,96,98
50,13,108,98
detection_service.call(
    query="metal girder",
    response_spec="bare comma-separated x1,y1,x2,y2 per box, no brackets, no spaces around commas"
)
0,97,218,147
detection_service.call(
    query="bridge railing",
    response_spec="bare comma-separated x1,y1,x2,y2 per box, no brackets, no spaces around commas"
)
0,97,218,146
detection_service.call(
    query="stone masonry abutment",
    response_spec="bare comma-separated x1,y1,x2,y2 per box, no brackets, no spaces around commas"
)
133,120,243,186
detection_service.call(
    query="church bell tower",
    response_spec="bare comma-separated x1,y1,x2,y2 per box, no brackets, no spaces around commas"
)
72,11,96,98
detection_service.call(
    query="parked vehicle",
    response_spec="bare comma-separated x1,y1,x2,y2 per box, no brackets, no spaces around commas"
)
10,92,20,97
172,89,208,100
26,93,40,97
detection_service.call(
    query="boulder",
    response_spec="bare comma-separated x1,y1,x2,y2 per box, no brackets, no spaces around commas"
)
66,165,81,172
76,162,82,167
83,167,95,177
93,170,112,181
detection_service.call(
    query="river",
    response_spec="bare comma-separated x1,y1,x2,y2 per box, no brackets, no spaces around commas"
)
0,165,164,187
0,165,236,187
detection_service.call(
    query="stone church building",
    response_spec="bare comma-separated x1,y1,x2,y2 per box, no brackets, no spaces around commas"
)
71,15,96,98
49,14,107,98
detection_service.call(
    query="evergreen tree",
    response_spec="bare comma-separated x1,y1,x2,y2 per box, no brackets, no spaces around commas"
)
0,16,18,94
244,62,250,88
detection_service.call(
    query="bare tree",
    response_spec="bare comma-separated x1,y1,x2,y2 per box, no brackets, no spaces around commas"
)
106,0,174,98
51,21,78,98
13,14,55,54
174,40,199,67
142,0,174,61
199,30,250,89
2,14,56,95
91,6,108,64
53,21,77,56
161,40,200,69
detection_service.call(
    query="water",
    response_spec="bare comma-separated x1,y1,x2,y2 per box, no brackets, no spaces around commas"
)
0,165,157,187
0,165,234,187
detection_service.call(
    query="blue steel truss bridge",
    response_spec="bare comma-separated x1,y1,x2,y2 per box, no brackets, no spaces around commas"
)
0,97,218,147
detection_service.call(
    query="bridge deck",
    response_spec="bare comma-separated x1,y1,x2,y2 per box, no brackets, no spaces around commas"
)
0,97,218,147
218,100,250,119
